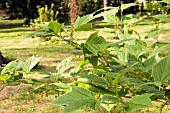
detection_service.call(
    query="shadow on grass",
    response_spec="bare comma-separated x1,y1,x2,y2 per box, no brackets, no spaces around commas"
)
0,22,24,29
0,28,34,33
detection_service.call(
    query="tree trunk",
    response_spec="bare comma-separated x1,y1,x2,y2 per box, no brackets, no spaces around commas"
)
103,0,108,10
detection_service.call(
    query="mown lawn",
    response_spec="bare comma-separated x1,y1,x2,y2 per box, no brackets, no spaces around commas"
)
0,19,170,113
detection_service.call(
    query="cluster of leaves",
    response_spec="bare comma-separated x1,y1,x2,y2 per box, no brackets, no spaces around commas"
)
0,56,40,84
30,3,58,30
145,0,170,15
3,1,170,113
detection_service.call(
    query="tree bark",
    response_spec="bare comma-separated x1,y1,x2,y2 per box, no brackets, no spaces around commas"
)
103,0,108,10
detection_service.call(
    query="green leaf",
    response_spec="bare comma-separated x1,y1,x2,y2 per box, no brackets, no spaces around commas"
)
142,56,157,72
102,12,120,24
51,87,97,113
153,14,170,23
101,103,115,112
125,39,147,58
126,93,153,113
87,101,100,110
87,56,98,67
89,86,115,95
74,23,93,31
1,60,21,74
51,83,71,91
51,87,95,106
56,56,73,75
152,55,170,82
145,28,162,39
110,39,135,47
26,31,52,38
102,95,128,107
21,56,40,72
121,3,136,11
48,20,64,34
143,56,157,68
62,99,96,113
162,0,170,4
74,14,94,28
149,44,170,58
0,75,11,82
85,32,110,55
81,74,110,87
113,66,132,86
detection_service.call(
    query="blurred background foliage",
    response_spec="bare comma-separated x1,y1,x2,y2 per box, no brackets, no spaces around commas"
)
0,0,169,23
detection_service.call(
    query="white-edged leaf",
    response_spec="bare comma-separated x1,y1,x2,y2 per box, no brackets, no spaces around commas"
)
21,56,40,72
102,95,128,107
56,56,73,75
1,60,21,74
121,3,136,11
101,103,115,112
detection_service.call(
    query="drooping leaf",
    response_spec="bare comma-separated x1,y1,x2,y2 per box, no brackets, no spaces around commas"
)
21,56,40,72
153,14,170,23
89,85,115,95
74,14,94,28
74,23,93,31
152,55,170,82
113,66,133,86
121,3,136,11
105,7,119,15
149,44,170,58
81,74,110,87
84,32,110,55
48,20,64,34
145,28,162,39
51,83,71,91
56,56,73,75
102,95,128,107
126,93,153,113
102,12,120,24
